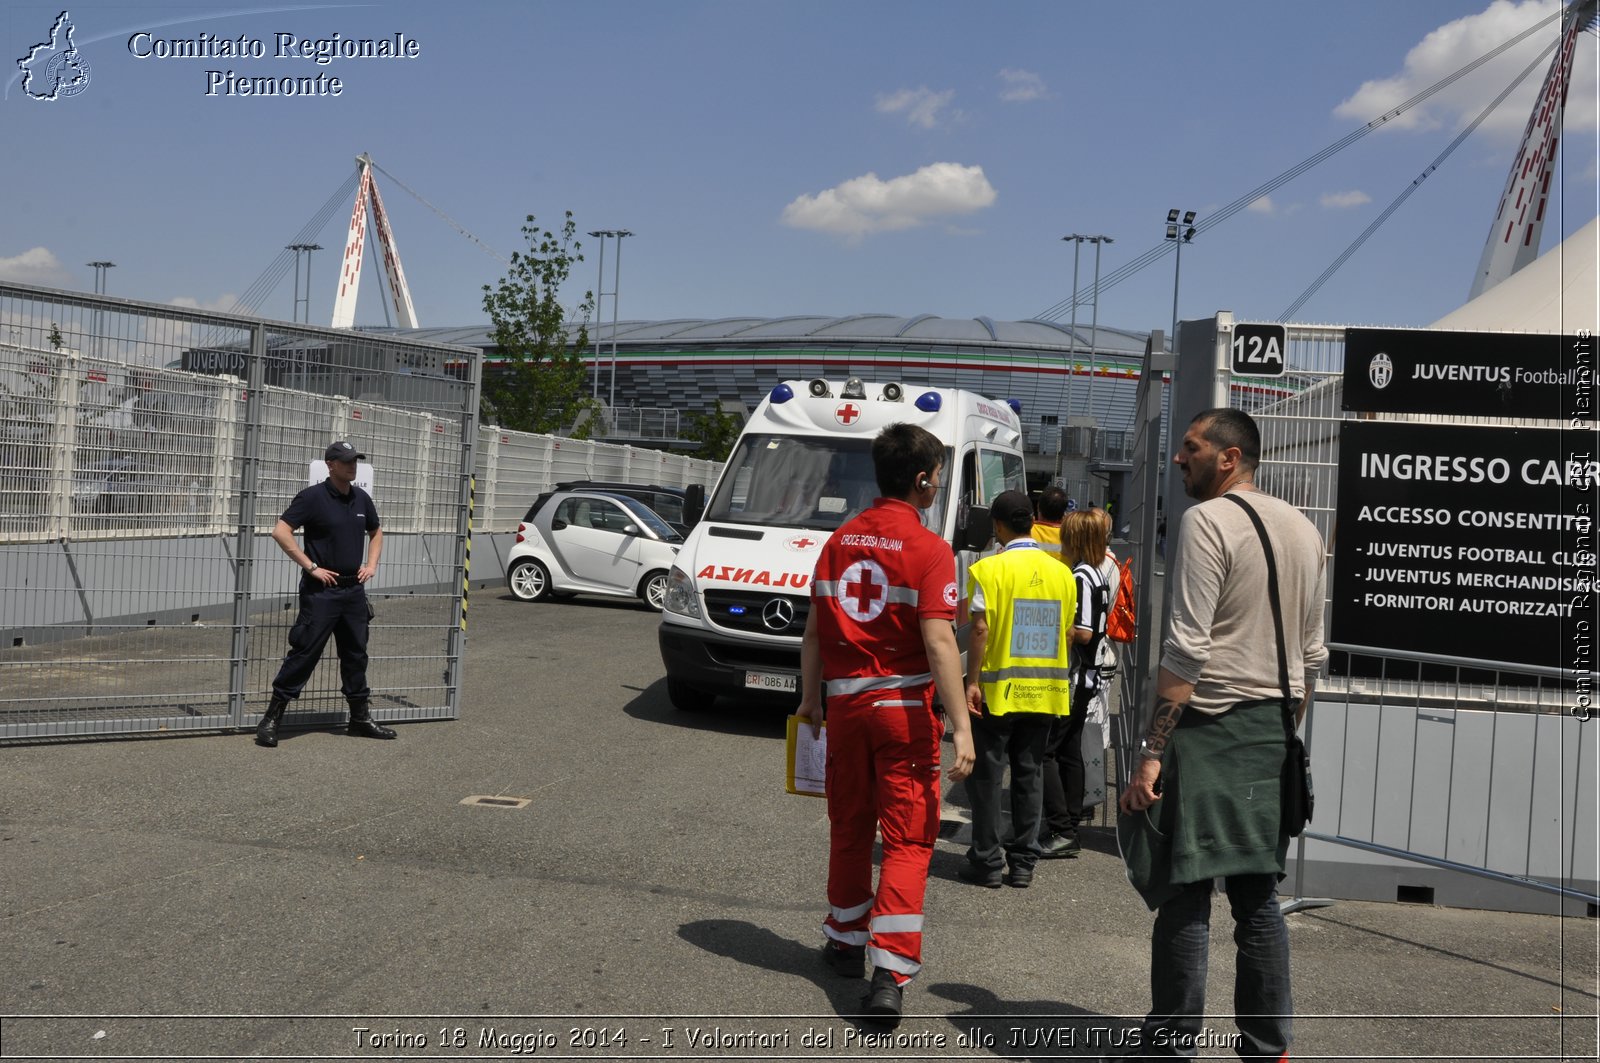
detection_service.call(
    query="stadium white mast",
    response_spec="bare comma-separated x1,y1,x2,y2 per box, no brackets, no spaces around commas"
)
330,152,419,329
1468,0,1597,300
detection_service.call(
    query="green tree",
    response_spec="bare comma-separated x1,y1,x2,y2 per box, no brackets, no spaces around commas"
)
481,212,597,436
48,323,64,350
683,405,742,463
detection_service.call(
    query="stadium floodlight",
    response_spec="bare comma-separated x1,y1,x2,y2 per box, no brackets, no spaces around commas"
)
1165,208,1199,351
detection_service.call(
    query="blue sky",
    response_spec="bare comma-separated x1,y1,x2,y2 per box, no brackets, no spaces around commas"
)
3,0,1596,335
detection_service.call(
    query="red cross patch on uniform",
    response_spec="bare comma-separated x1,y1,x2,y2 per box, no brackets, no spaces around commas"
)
838,559,889,622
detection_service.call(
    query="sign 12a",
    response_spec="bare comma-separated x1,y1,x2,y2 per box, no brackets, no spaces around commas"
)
1231,323,1286,377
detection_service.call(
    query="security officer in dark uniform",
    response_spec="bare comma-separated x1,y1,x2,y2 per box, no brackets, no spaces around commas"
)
256,440,395,747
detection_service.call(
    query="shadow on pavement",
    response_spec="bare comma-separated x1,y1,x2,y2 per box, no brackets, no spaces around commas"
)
923,981,1140,1060
678,918,917,1030
622,679,792,739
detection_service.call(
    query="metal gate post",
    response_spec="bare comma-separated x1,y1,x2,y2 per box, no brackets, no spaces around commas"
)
227,326,268,727
1281,701,1335,913
1124,334,1173,786
443,347,483,719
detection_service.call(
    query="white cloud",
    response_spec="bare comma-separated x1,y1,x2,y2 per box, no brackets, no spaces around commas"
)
168,294,243,313
1333,0,1597,136
998,68,1048,102
782,162,998,238
875,86,957,129
1247,196,1278,214
0,246,74,286
1321,190,1373,209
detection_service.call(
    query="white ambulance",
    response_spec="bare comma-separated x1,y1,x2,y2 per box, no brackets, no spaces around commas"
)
658,377,1028,709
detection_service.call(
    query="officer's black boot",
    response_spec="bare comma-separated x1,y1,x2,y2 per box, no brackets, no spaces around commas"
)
256,696,288,748
347,699,397,740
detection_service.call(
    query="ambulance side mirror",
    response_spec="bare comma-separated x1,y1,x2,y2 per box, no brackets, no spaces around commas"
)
957,503,993,552
684,483,706,527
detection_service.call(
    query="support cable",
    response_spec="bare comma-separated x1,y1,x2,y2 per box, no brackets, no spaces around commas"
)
1034,5,1565,322
1278,40,1556,322
370,160,509,265
227,169,361,319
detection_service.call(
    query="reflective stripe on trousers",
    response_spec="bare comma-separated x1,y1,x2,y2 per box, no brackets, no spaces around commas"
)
820,685,940,982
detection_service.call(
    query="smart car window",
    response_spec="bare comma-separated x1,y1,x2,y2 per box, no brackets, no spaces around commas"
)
591,500,628,533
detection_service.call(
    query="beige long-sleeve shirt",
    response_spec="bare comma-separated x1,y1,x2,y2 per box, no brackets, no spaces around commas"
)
1161,489,1328,715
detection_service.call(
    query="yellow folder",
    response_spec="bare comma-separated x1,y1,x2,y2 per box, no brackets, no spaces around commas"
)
785,715,827,798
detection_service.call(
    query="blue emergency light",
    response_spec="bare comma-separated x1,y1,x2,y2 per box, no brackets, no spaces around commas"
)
769,383,795,404
915,391,942,413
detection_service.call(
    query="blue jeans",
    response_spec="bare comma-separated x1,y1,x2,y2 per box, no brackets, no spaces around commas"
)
1139,874,1291,1061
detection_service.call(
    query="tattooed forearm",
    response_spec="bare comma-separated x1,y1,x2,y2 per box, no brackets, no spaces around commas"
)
1141,697,1187,758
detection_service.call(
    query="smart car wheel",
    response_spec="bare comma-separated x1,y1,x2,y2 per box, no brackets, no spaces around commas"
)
639,569,670,611
508,558,552,602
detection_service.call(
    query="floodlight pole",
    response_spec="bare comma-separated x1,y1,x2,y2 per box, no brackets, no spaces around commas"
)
1165,209,1197,353
610,230,631,411
1085,235,1111,427
587,230,610,400
87,261,115,359
287,243,322,324
1062,235,1084,421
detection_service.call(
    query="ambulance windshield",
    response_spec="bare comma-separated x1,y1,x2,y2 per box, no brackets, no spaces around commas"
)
705,434,948,532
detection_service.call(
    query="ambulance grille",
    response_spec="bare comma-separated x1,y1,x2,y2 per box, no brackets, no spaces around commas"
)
704,590,809,637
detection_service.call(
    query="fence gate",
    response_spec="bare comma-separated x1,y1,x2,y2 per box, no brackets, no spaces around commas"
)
1134,312,1597,915
0,283,481,740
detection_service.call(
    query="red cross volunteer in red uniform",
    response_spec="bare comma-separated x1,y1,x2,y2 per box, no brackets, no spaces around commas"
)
796,422,975,1028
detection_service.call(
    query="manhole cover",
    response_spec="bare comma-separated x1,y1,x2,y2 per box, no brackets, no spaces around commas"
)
460,795,531,809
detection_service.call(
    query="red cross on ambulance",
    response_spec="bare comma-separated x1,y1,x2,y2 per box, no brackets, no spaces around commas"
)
835,402,861,426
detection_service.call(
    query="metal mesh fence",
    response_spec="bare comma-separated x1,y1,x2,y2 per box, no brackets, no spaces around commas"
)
1237,318,1595,906
0,283,480,741
0,283,722,742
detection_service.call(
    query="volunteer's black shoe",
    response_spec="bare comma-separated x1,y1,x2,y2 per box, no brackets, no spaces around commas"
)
1040,832,1081,859
1004,864,1034,888
821,940,865,978
862,969,903,1028
957,861,1003,888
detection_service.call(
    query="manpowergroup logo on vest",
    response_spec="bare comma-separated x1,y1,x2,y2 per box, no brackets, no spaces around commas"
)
17,10,91,101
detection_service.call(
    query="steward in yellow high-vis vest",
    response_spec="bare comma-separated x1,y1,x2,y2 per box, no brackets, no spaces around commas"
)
968,543,1077,717
959,490,1077,888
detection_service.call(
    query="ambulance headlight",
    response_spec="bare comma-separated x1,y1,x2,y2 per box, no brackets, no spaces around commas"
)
664,565,702,618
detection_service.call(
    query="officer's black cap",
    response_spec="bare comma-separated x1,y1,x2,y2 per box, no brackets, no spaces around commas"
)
324,441,366,462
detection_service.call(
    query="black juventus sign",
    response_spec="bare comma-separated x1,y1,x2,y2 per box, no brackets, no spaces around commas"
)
1342,327,1592,419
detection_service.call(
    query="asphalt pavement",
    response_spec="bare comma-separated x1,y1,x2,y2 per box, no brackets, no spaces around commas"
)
1,590,1594,1061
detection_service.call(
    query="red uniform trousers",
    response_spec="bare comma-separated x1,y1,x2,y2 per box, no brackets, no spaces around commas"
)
821,683,943,983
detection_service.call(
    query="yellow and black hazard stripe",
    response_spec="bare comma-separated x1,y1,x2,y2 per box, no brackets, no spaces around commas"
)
461,475,474,632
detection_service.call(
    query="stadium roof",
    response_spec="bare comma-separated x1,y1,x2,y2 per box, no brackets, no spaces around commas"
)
360,315,1155,354
1430,217,1598,333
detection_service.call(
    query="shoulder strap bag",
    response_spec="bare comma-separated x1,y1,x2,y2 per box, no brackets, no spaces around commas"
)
1225,493,1314,837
